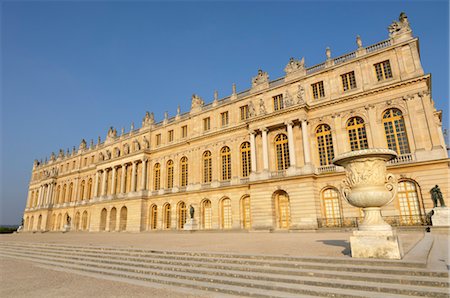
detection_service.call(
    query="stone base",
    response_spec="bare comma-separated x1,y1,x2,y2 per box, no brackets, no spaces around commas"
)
350,230,403,259
184,219,198,231
431,207,450,227
63,224,71,232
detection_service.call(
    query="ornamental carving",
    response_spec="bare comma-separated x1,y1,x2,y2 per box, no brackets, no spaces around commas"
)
259,98,266,115
296,85,305,104
388,12,411,38
284,90,294,107
143,136,150,149
79,139,87,150
191,94,204,110
284,57,305,74
133,139,141,151
251,69,269,87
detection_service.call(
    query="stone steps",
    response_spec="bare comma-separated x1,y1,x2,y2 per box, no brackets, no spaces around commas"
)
1,242,448,298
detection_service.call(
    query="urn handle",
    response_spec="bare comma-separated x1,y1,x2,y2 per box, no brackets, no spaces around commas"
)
340,185,352,205
385,173,397,205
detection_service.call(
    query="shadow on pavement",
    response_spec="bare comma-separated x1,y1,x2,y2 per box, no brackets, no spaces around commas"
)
316,240,351,256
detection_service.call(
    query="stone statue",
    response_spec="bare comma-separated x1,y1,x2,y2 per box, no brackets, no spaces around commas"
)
284,90,293,107
130,122,135,131
164,111,168,120
99,152,104,161
121,127,125,136
72,146,76,155
142,111,154,127
58,149,64,159
177,105,181,116
98,136,101,145
259,98,266,115
356,35,363,48
326,47,331,59
189,205,194,219
232,83,237,95
252,69,269,87
123,143,130,155
143,136,150,149
214,90,218,101
248,101,256,117
191,94,204,110
388,12,411,38
297,85,305,104
107,127,116,138
66,215,71,225
284,57,305,74
114,147,120,158
431,185,446,207
106,150,111,160
90,139,94,148
133,139,141,151
79,139,87,150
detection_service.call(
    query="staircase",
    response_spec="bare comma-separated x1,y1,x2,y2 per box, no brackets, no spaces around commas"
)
0,241,448,297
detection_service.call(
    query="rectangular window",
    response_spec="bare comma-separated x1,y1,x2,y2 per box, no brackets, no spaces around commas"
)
156,134,161,146
91,155,95,164
72,161,76,170
181,125,187,138
374,60,393,81
311,81,325,99
273,94,284,111
168,130,174,142
66,163,69,171
84,158,87,167
203,117,211,131
341,71,357,91
240,105,249,121
221,111,229,127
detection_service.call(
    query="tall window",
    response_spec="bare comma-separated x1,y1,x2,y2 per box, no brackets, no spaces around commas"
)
79,180,85,200
241,196,251,229
62,184,67,203
220,146,231,180
240,142,251,177
382,108,410,154
273,94,284,111
240,105,249,121
202,200,212,229
168,130,174,142
163,204,171,229
341,71,357,91
322,188,342,227
311,81,325,99
398,181,422,224
275,134,290,170
221,198,232,229
202,151,212,183
181,125,188,138
347,117,368,151
177,201,187,229
316,124,334,166
150,205,158,230
180,157,188,187
374,60,393,81
221,111,229,127
203,117,211,131
68,183,73,202
275,191,290,229
166,160,174,189
153,163,161,191
119,206,127,231
56,185,61,204
87,178,93,199
156,134,161,146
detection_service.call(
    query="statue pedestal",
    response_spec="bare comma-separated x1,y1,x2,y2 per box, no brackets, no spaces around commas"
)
432,207,450,227
350,230,403,260
184,218,198,231
63,224,71,232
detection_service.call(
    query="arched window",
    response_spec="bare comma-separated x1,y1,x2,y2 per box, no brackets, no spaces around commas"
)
321,188,342,227
87,178,93,199
202,151,212,183
220,146,231,180
81,211,88,231
34,190,39,207
149,205,157,230
240,142,251,177
177,201,187,229
29,191,34,208
153,163,161,191
163,204,171,229
56,185,61,204
221,198,232,229
316,124,334,166
68,183,74,202
30,216,34,231
62,184,67,203
119,206,127,231
100,208,107,231
347,117,368,151
166,160,174,189
241,195,251,229
180,157,188,187
109,208,117,231
37,215,42,231
275,134,290,170
274,191,290,229
74,212,80,231
382,108,410,154
79,181,85,201
398,181,422,224
51,215,56,231
201,199,212,229
57,214,62,230
116,167,122,194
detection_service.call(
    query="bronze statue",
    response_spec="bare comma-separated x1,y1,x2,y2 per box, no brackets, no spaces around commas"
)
189,205,194,219
431,185,445,207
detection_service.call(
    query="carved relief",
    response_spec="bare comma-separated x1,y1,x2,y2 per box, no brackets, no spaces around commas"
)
284,57,305,74
142,111,154,127
296,85,305,104
123,143,130,155
251,69,269,87
259,98,266,115
388,12,411,38
284,90,294,107
79,139,87,150
191,94,204,110
133,139,141,151
143,136,150,149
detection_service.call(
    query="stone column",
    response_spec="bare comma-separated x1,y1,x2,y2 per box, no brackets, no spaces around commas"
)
286,121,297,168
111,167,117,195
47,183,54,205
121,164,126,193
249,131,257,173
301,120,311,164
94,171,100,197
38,186,44,206
141,158,148,190
131,161,137,192
101,170,107,196
261,127,269,171
45,184,52,206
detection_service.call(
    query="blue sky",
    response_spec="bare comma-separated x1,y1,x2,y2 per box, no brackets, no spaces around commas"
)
1,1,448,225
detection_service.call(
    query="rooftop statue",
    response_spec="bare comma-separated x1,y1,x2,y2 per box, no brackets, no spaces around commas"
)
284,57,305,74
191,94,204,110
388,12,411,38
79,139,87,150
252,69,269,87
431,185,446,208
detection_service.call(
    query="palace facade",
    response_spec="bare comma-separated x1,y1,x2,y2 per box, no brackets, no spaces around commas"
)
23,13,448,232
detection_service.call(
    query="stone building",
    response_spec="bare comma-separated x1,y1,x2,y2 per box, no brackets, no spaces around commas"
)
23,13,448,233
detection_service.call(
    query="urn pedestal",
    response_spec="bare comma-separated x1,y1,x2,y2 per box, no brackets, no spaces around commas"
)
333,149,403,259
184,218,198,231
431,207,450,227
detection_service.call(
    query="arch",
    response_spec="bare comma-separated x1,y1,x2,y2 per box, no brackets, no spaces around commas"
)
57,213,62,231
37,215,42,231
180,157,188,187
79,180,85,201
149,204,158,230
274,190,290,229
201,199,212,229
74,212,80,231
382,108,410,155
346,116,368,151
62,184,67,203
220,197,232,229
397,180,422,224
100,208,107,231
202,151,212,183
315,124,334,166
81,211,88,231
30,216,34,231
166,160,174,189
68,183,74,202
29,191,35,208
321,187,342,227
240,142,251,177
109,207,117,231
119,206,127,231
116,167,122,194
24,216,29,231
240,195,251,229
177,201,187,229
51,214,56,231
163,203,171,230
87,178,93,200
153,163,161,191
220,146,231,180
274,134,290,170
56,185,61,204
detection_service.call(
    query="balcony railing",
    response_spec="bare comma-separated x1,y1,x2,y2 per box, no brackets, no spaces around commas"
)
317,165,337,174
387,153,414,165
333,51,356,65
365,39,392,53
270,170,286,178
317,215,429,228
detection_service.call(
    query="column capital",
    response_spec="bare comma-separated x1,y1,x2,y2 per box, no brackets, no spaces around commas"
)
260,127,269,133
284,120,294,127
